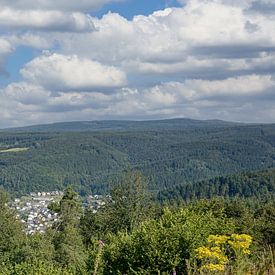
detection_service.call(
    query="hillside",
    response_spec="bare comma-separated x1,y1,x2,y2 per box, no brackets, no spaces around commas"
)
158,168,275,201
0,119,274,195
1,118,240,133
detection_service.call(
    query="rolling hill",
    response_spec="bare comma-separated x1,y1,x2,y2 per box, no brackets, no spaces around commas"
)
0,119,274,196
1,118,240,133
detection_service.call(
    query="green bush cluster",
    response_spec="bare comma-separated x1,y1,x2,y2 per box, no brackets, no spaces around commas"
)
0,172,275,274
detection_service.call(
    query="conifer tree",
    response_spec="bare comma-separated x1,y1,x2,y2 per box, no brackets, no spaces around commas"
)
52,187,87,273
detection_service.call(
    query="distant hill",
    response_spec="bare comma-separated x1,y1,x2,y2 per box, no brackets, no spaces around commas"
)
158,168,275,201
1,118,241,133
0,118,274,196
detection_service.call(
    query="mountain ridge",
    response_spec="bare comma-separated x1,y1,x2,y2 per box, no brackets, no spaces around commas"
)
0,118,246,133
0,120,274,196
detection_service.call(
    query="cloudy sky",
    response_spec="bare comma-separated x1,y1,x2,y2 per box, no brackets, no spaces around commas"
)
0,0,275,128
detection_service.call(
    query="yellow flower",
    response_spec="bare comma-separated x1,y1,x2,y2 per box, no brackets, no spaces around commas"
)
195,246,228,264
210,246,221,253
194,233,253,273
195,247,213,259
228,234,252,252
201,263,225,272
208,235,228,245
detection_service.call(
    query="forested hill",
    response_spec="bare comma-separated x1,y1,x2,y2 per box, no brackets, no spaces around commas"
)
0,119,274,196
158,168,275,202
2,118,240,133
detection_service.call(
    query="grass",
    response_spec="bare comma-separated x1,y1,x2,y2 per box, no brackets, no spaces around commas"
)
0,147,29,153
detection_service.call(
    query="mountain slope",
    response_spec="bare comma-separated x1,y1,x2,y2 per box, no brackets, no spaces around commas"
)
0,119,274,196
1,118,241,133
158,168,275,201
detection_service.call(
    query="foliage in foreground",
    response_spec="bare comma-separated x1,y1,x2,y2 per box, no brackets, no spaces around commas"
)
0,173,275,274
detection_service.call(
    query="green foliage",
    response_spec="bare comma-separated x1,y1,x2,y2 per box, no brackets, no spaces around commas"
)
52,187,87,274
1,175,275,274
81,172,153,243
97,207,234,274
0,189,25,266
253,201,275,245
56,186,83,228
186,197,275,247
0,121,274,196
158,168,275,202
110,172,151,231
21,233,55,265
2,261,74,275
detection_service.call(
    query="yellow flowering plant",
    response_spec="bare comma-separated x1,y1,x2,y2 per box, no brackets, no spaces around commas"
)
194,234,253,273
208,235,229,246
228,234,252,255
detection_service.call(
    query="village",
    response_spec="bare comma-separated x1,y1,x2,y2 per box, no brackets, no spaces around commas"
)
12,191,109,234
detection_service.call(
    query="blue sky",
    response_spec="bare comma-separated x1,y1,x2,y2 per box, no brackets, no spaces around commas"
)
2,0,181,87
0,0,275,127
3,47,35,87
92,0,181,19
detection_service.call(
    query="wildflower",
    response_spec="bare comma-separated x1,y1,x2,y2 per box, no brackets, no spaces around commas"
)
194,233,253,273
196,247,228,262
200,263,225,272
210,246,221,253
208,235,228,245
195,247,213,259
228,234,252,252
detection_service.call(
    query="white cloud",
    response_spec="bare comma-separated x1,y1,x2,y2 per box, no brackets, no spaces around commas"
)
1,0,275,126
4,82,51,104
138,75,275,104
0,8,95,32
20,53,127,91
0,38,12,55
56,2,275,79
0,0,122,12
7,33,53,49
1,73,275,128
184,74,275,99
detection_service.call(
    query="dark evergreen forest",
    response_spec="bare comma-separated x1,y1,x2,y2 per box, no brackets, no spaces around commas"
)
0,119,274,196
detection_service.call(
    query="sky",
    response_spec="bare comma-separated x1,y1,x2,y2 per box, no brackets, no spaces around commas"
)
0,0,275,128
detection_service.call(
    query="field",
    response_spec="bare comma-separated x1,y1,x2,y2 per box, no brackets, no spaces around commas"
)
0,147,29,153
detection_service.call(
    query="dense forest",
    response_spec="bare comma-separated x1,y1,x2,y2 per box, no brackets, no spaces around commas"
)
158,168,275,201
0,119,274,196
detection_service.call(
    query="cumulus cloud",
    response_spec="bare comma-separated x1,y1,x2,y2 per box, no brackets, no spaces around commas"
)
1,73,274,128
173,75,274,105
7,33,53,49
20,53,127,91
0,8,95,32
4,82,51,105
56,2,275,80
1,0,275,127
0,0,122,12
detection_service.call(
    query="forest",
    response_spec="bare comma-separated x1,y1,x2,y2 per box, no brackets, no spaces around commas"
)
0,119,274,196
158,168,275,201
0,119,275,274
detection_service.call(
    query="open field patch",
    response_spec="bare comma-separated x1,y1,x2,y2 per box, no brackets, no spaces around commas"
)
0,147,29,153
